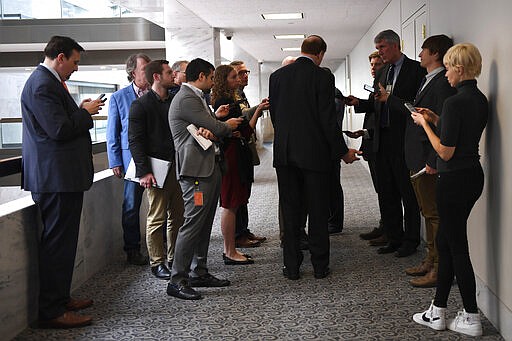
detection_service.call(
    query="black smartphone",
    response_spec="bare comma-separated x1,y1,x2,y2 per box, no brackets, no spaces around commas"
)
96,93,105,100
363,84,375,93
404,102,417,113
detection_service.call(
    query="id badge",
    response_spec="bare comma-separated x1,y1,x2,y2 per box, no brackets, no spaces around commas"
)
193,180,203,206
194,191,204,206
386,84,393,94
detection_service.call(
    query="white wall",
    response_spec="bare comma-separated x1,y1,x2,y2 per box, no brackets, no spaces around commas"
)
340,0,512,338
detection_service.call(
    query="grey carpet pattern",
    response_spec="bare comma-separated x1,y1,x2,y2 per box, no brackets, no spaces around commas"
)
15,144,504,340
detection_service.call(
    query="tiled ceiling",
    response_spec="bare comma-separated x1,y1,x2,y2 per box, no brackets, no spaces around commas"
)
120,0,392,63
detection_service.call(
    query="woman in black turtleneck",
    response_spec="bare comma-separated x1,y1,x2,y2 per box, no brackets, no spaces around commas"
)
411,43,488,337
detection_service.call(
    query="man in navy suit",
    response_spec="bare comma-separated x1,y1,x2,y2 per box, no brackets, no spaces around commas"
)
269,35,360,280
107,53,151,265
369,30,426,257
21,36,104,328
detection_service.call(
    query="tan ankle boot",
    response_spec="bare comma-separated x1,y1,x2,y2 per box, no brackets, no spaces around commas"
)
410,268,437,288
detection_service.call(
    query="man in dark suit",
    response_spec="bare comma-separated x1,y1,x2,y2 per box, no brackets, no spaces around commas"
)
400,35,455,287
269,35,360,280
348,30,426,257
346,52,387,245
107,53,151,266
21,36,104,328
128,60,185,281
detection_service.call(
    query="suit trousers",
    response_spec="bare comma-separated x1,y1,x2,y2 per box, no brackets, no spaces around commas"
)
32,191,84,321
171,163,222,284
122,179,144,251
235,180,253,239
276,165,330,273
410,173,439,268
375,130,420,248
145,163,184,267
328,161,344,230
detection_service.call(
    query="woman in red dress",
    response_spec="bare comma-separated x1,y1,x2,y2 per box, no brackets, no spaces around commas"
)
211,65,263,265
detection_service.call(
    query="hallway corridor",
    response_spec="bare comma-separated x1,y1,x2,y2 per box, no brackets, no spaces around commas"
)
15,144,504,340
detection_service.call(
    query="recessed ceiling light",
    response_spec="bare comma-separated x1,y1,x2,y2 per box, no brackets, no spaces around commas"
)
274,34,306,40
262,13,303,20
100,66,107,70
111,67,118,71
281,47,301,52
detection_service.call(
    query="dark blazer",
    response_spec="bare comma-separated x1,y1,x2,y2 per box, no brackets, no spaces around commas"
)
269,57,348,172
371,56,426,154
353,94,376,157
21,65,94,192
128,90,175,177
403,70,455,171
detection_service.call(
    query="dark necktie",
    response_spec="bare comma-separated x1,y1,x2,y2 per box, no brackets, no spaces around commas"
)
415,76,427,102
381,64,395,127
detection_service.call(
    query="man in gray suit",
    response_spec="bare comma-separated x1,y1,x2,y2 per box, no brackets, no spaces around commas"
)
167,58,242,300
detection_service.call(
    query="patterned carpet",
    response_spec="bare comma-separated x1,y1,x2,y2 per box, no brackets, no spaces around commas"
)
15,144,504,340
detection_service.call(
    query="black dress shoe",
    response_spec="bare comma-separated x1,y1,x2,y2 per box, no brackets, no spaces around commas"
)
189,273,230,287
224,256,254,265
328,226,343,235
167,282,202,300
126,249,148,266
395,246,417,258
377,243,400,254
222,253,252,260
359,227,383,240
314,268,331,279
151,263,171,280
282,267,300,280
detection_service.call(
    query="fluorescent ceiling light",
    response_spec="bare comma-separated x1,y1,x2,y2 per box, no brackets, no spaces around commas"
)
281,47,301,52
262,13,303,20
274,34,306,40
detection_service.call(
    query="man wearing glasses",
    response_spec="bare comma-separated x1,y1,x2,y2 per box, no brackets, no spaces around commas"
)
169,60,189,96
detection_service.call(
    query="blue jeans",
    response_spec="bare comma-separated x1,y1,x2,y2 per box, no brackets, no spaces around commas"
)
122,179,145,251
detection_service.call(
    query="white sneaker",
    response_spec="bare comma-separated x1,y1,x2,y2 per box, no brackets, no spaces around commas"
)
447,309,482,337
413,301,447,331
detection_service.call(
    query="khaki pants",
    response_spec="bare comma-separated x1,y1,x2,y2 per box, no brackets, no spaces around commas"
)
410,172,439,269
146,164,184,267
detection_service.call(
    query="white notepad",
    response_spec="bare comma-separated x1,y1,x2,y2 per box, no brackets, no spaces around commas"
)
124,157,171,188
187,124,212,150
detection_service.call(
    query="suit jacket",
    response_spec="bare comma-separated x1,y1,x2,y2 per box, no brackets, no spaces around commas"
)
168,85,232,178
21,65,93,192
402,70,456,172
128,90,175,177
106,83,137,171
269,57,348,172
353,94,376,157
370,56,426,154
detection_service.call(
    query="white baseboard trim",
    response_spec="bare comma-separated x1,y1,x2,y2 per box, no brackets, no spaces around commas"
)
477,275,512,340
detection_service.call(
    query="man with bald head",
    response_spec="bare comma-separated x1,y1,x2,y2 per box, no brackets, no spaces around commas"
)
270,35,360,280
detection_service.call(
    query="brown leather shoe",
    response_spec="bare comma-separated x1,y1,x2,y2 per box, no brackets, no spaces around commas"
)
39,311,92,329
247,232,267,242
368,234,388,246
66,297,93,311
405,261,433,276
236,236,261,248
410,268,437,288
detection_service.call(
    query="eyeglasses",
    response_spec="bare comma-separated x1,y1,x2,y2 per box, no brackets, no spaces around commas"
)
238,70,250,75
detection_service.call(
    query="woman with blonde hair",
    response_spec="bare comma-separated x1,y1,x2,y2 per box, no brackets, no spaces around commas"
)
211,64,264,265
411,43,488,337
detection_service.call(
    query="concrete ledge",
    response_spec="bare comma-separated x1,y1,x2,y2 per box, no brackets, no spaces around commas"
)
0,171,124,340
